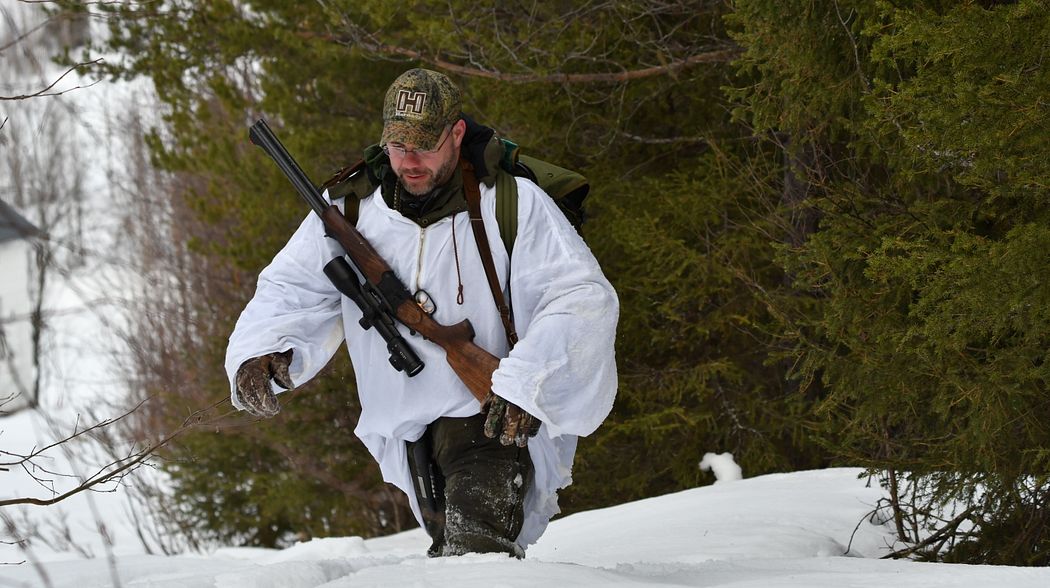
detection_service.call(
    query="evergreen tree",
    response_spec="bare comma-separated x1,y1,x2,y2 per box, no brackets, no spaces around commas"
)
729,0,1050,564
89,0,826,545
85,0,1050,564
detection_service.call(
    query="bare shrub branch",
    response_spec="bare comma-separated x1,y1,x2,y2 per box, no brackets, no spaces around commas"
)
0,397,224,509
0,59,103,101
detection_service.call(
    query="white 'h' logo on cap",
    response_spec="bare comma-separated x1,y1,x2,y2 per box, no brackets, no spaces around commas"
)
396,90,427,115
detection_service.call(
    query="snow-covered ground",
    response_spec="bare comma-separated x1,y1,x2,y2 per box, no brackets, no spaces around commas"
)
2,468,1048,588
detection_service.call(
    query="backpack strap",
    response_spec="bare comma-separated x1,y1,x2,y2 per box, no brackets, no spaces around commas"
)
493,169,519,256
492,150,589,254
462,160,519,348
319,159,374,226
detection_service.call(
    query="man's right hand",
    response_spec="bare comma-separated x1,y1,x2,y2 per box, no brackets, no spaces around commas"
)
234,350,294,418
482,393,541,447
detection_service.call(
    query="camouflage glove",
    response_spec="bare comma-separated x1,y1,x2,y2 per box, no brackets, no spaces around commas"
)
234,350,294,418
482,393,541,447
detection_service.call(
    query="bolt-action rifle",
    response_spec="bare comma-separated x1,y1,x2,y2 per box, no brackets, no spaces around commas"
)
248,118,496,405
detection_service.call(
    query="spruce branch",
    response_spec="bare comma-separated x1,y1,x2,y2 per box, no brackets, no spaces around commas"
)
881,507,977,560
615,130,713,145
298,30,739,84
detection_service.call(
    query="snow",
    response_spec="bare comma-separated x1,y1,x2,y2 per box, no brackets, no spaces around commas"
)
2,467,1049,587
699,451,743,483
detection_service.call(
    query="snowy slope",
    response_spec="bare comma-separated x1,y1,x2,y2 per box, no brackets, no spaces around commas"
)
2,468,1049,588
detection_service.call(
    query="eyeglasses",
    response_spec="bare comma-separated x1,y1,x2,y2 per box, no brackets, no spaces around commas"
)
383,126,452,159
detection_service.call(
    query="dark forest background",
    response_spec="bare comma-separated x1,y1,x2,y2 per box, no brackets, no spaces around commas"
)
47,0,1050,565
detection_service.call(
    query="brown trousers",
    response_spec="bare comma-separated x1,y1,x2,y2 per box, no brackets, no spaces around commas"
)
406,413,533,558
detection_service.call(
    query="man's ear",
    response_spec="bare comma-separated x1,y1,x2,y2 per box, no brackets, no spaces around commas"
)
451,118,467,149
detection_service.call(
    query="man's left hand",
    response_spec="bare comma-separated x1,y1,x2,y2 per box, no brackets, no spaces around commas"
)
482,393,541,447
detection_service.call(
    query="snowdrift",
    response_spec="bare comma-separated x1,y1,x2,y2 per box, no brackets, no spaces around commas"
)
4,468,1050,587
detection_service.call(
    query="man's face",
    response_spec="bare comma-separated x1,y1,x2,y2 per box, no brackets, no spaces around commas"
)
389,120,464,197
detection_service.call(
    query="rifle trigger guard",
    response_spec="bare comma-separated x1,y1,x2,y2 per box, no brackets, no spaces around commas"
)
414,289,436,315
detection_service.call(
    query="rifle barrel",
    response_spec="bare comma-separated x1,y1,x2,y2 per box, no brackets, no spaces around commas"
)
249,119,328,217
248,118,498,404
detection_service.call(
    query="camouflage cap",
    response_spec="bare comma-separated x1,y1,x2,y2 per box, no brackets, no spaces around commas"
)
381,68,462,151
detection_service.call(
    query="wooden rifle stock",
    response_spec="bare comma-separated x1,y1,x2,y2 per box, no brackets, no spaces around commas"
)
250,119,497,405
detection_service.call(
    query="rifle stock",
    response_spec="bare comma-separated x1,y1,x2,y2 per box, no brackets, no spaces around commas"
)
250,118,497,405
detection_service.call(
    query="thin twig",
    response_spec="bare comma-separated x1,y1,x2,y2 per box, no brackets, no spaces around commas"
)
0,59,103,101
845,507,878,555
1,443,155,508
0,398,224,508
0,398,148,468
0,12,54,53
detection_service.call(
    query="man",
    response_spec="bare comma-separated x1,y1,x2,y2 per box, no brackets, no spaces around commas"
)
225,68,618,557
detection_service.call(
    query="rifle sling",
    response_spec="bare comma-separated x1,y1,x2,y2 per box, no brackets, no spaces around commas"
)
461,160,519,348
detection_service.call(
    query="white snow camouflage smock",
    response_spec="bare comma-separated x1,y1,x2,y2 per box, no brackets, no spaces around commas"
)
224,174,619,548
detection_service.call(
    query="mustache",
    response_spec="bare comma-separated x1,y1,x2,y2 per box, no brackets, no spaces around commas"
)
397,165,431,176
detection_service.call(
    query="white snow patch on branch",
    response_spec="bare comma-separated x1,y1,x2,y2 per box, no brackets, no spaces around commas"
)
699,452,742,483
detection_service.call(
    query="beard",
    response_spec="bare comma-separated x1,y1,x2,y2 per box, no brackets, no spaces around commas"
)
396,152,458,197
